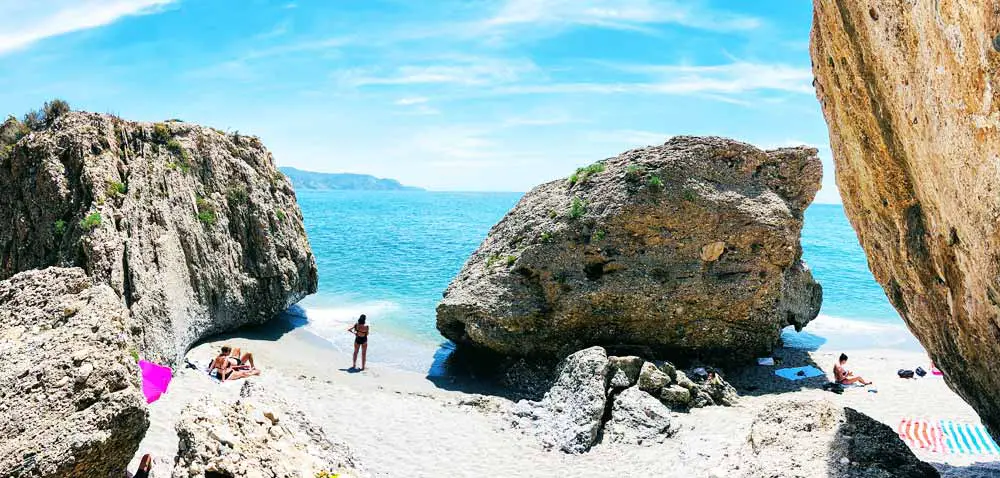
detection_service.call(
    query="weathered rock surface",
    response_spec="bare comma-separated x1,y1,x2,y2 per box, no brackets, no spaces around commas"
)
0,112,317,364
0,267,148,477
510,346,609,453
173,381,365,477
608,355,643,390
811,0,1000,439
637,361,671,395
737,400,938,478
437,136,822,362
602,386,674,445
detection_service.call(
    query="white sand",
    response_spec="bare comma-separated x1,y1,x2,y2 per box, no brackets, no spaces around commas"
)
128,325,1000,477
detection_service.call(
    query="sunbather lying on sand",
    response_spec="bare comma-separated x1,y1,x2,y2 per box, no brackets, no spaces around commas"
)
209,345,261,382
834,353,872,386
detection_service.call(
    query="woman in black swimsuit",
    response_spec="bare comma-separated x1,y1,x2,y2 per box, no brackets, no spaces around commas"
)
348,314,369,371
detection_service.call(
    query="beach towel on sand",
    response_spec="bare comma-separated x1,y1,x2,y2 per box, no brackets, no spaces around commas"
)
139,360,172,404
898,419,1000,456
774,365,825,381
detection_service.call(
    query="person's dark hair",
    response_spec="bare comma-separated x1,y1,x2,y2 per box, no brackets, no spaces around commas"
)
839,353,848,362
358,314,366,325
221,346,231,355
139,453,152,471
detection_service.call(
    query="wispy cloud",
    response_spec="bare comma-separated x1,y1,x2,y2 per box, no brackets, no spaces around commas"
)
482,0,761,34
336,57,539,87
489,61,813,102
394,97,429,106
0,0,176,55
590,129,673,147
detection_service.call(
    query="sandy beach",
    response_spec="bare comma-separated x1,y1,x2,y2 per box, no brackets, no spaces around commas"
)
125,316,1000,478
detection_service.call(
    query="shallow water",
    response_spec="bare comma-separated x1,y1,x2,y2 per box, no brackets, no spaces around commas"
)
293,191,917,373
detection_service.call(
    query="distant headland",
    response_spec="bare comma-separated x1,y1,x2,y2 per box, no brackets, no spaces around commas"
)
279,167,423,191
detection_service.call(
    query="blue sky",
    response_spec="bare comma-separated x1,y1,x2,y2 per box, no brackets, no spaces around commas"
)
0,0,839,202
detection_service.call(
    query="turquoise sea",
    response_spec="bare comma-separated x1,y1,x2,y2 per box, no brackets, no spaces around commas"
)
292,191,918,373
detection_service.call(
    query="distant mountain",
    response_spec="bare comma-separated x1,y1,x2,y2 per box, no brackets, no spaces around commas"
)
278,167,423,191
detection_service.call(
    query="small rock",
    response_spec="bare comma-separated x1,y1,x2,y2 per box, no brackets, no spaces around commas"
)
607,356,643,389
700,241,726,262
675,370,695,390
660,385,692,409
638,362,671,395
263,411,280,425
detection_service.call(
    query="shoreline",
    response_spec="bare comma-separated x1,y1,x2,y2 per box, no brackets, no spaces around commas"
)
128,312,1000,477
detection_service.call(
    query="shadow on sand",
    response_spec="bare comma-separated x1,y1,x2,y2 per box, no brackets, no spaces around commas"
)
726,346,833,397
188,305,310,350
932,462,1000,477
424,343,557,402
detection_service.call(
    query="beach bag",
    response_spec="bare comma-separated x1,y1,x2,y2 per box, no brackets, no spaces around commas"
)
915,367,927,377
897,369,915,379
823,382,844,394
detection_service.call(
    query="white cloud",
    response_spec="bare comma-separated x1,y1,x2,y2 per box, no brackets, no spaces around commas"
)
0,0,176,55
395,97,429,106
483,0,760,33
590,129,672,147
489,61,813,102
336,58,539,87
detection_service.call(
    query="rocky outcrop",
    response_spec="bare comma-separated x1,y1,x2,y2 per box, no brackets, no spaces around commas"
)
737,400,938,478
510,346,610,453
509,346,735,453
0,267,148,478
0,112,317,364
437,136,822,362
173,381,365,478
811,1,1000,439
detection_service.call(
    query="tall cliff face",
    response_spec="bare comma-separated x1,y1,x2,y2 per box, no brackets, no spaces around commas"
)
0,112,317,364
437,136,822,363
812,1,1000,438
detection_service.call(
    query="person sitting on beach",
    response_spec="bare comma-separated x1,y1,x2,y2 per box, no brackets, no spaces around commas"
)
834,353,872,386
348,314,370,371
209,345,261,382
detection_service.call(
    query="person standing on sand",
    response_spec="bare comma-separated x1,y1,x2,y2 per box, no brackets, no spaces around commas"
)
348,314,369,371
834,353,872,386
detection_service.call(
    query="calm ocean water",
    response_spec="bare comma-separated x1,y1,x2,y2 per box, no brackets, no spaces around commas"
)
293,191,916,372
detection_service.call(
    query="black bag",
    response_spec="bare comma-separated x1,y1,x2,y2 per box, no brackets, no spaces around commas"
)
898,369,915,379
915,367,927,377
823,382,845,394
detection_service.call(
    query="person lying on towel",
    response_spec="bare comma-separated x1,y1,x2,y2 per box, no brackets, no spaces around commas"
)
834,353,872,386
208,345,261,382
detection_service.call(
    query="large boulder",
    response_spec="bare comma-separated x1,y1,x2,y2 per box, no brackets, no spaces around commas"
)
737,400,937,478
0,112,317,364
0,267,148,478
509,346,609,453
602,386,674,446
811,1,1000,439
173,381,365,477
437,136,822,362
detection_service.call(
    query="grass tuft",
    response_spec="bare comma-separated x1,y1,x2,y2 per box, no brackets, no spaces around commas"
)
568,162,605,186
79,212,102,230
569,196,587,219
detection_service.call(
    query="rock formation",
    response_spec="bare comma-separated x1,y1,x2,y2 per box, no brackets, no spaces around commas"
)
437,136,822,363
173,381,365,478
736,400,938,478
0,267,149,478
509,346,735,453
510,346,610,453
811,0,1000,439
0,112,317,364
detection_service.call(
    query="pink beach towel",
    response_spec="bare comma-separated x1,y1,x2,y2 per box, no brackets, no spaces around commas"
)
139,360,173,404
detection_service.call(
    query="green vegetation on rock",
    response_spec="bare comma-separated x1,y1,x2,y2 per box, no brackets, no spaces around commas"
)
107,181,127,196
648,175,663,188
569,196,587,219
53,220,66,236
79,213,102,230
569,162,605,186
196,197,216,225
